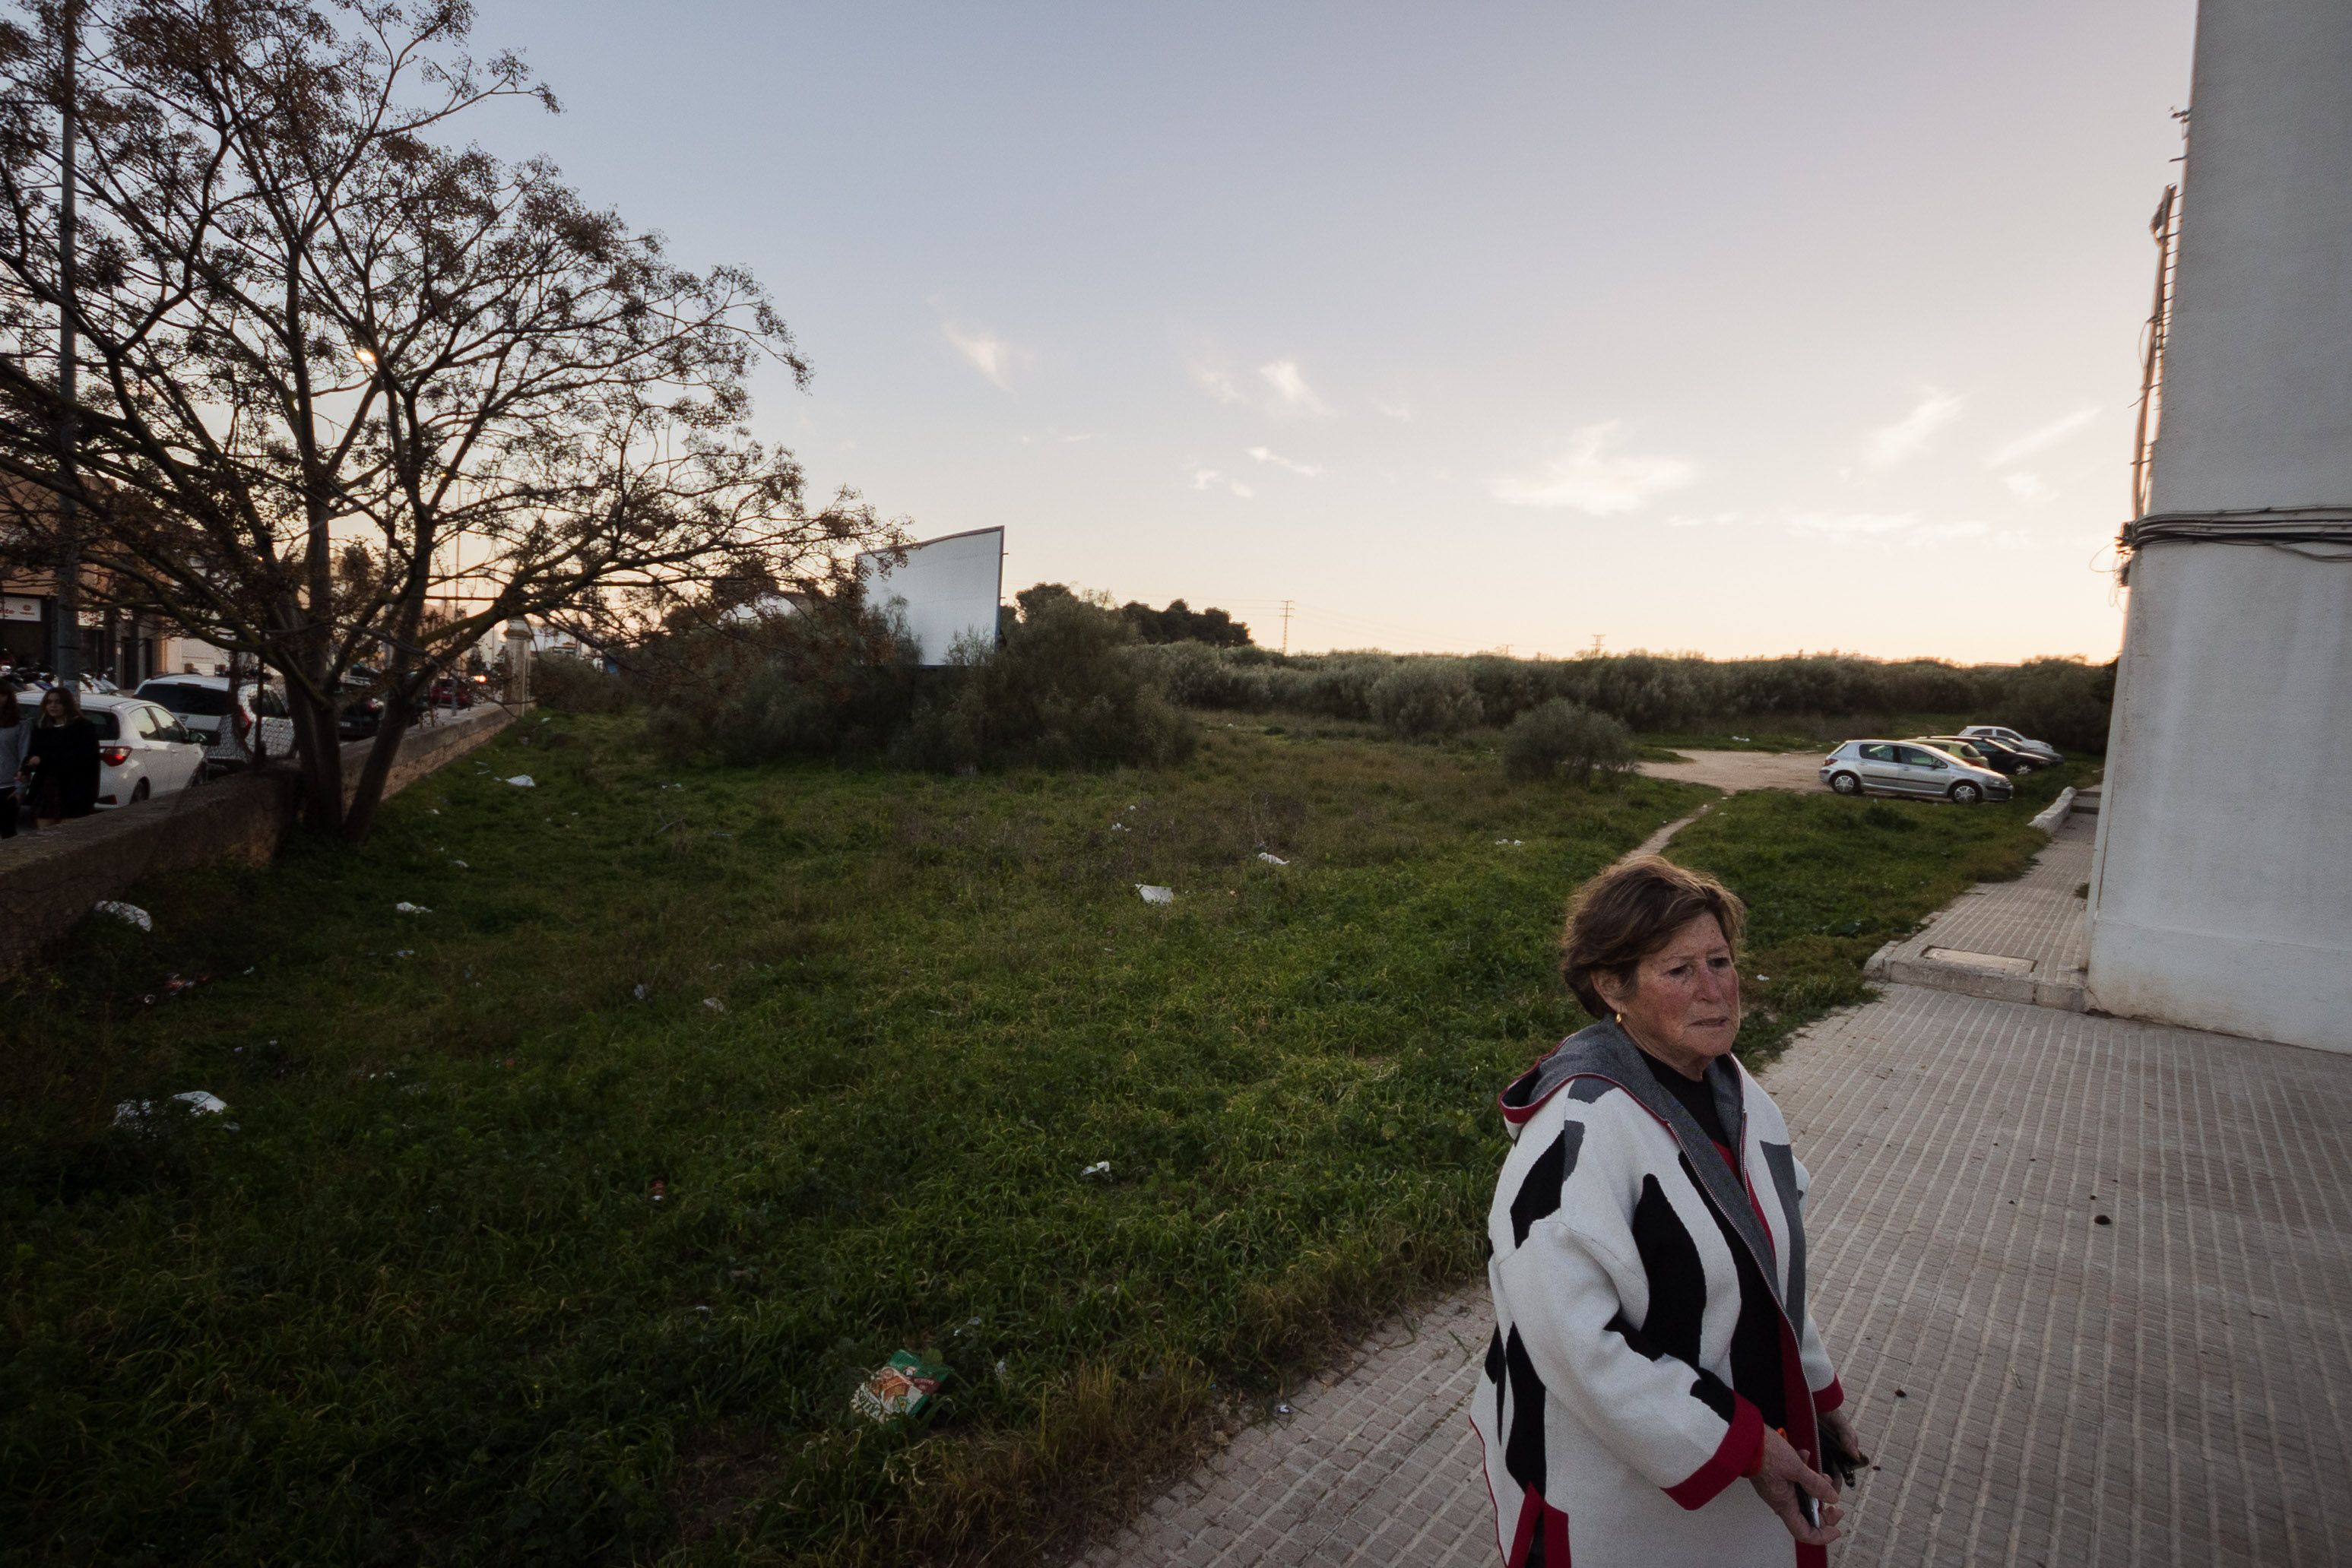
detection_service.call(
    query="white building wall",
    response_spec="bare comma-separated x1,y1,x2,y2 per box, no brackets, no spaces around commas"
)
2086,0,2352,1052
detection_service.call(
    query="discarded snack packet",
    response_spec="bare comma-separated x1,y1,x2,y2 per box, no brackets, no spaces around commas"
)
852,1351,949,1423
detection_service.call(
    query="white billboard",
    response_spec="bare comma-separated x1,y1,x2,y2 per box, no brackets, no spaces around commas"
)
857,527,1004,667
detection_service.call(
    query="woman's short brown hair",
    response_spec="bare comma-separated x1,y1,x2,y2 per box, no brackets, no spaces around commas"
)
1559,855,1746,1018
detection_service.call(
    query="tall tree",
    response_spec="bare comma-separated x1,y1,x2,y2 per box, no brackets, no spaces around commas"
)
0,0,895,837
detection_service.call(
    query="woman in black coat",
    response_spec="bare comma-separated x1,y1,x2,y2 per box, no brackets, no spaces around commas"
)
22,685,101,825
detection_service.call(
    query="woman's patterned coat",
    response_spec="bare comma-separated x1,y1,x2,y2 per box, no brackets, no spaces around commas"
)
1472,1020,1845,1568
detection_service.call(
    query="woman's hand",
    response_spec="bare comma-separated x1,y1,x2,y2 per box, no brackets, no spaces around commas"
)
1748,1425,1843,1546
1820,1405,1871,1475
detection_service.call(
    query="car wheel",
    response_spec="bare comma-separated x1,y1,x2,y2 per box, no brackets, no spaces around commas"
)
1830,771,1862,796
1949,781,1982,805
131,779,151,803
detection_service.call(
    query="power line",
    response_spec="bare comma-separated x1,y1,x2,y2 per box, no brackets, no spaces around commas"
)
1279,598,1292,656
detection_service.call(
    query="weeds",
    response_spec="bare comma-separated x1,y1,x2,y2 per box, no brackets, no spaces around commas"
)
0,720,2083,1561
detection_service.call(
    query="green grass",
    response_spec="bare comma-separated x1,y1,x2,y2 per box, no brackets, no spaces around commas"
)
1669,759,2094,1063
0,719,2084,1564
1,719,1704,1566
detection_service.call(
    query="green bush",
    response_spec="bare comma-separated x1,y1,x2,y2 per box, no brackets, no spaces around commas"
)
1367,660,1483,740
1503,698,1639,784
893,594,1197,771
528,651,631,714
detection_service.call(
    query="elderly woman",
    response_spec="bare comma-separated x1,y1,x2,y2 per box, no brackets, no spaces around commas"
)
1472,857,1866,1567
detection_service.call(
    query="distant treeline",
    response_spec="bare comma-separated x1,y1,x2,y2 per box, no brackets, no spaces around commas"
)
535,584,2116,765
1127,642,2117,753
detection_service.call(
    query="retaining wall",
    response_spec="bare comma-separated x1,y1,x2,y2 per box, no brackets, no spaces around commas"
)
0,703,515,979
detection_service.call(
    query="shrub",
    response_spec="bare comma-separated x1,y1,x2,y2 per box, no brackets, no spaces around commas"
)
1502,699,1639,784
1368,660,1483,740
891,594,1197,771
1128,641,1274,711
528,651,632,714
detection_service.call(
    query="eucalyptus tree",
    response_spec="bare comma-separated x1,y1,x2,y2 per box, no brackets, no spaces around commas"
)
0,0,892,837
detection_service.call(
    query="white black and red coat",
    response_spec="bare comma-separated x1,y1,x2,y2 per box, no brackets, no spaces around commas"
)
1472,1018,1846,1568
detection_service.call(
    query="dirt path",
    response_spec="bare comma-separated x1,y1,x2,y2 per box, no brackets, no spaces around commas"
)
1636,747,1824,793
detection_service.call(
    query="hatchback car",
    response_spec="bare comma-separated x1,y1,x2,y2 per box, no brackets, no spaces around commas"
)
1821,739,2014,804
1958,724,2061,765
80,693,208,806
136,675,295,769
1917,734,2036,776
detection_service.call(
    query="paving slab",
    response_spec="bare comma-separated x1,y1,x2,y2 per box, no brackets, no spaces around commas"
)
1866,813,2094,1010
1081,983,2352,1568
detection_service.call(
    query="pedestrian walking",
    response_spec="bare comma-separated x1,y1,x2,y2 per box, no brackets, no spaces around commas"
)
0,686,29,838
22,685,101,828
1472,856,1868,1567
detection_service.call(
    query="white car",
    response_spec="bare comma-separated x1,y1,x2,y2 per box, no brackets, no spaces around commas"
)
136,675,296,769
82,693,208,806
1958,724,2062,765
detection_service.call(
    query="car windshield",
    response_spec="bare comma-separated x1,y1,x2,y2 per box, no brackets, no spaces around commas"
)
85,711,121,740
141,683,234,716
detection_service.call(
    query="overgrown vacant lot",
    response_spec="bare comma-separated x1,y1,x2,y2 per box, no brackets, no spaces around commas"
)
0,721,2084,1564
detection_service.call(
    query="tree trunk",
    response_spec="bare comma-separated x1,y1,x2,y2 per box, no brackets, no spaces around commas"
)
287,683,345,832
340,680,420,842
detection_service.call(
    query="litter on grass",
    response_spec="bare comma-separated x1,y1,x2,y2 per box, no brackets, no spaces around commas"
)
703,996,724,1012
1256,852,1289,866
1110,821,1130,833
394,901,431,914
114,1090,229,1126
1493,839,1524,847
506,774,535,787
394,949,417,959
853,1351,949,1424
633,984,650,1000
449,860,468,870
1080,1161,1112,1180
1136,885,1175,905
92,901,151,931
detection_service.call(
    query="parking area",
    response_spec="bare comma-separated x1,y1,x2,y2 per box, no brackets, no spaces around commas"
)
1637,747,1828,792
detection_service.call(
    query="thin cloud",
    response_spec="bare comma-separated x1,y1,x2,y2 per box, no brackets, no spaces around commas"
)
1786,511,1989,545
1257,358,1331,417
1373,395,1413,422
1863,388,1966,468
1490,422,1697,515
1987,407,2100,467
2002,471,2052,502
1196,366,1249,407
1189,465,1254,499
1247,445,1324,477
943,322,1016,391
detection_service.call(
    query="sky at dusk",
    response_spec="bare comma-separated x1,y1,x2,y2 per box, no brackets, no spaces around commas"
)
470,0,2198,663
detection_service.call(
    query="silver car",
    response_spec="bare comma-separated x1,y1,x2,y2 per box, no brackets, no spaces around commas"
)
1957,724,2062,765
1820,739,2014,804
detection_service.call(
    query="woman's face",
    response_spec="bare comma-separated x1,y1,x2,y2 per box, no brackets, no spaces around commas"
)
1599,912,1742,1075
41,692,68,717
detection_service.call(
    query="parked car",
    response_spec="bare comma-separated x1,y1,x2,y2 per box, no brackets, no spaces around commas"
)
426,671,477,709
80,693,208,806
338,683,385,740
135,675,295,769
1916,733,2037,776
1958,724,2061,765
1820,739,2014,804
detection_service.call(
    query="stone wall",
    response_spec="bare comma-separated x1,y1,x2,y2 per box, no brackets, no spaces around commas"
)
0,703,515,979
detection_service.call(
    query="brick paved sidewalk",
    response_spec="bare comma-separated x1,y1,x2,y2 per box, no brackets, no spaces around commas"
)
1080,987,2352,1568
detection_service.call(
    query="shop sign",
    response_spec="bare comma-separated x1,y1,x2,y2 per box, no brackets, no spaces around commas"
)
2,594,43,622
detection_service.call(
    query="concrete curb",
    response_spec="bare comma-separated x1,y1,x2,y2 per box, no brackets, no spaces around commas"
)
2029,787,2076,833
